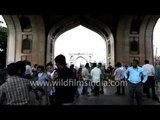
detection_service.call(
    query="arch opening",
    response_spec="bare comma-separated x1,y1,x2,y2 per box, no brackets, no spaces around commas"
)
47,15,115,68
54,25,106,68
0,15,8,67
153,17,160,65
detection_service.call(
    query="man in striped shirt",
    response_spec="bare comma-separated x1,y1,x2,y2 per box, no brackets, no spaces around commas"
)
0,62,31,105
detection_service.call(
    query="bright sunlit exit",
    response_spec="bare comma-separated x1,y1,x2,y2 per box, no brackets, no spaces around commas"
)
54,25,106,68
153,18,160,57
0,15,7,28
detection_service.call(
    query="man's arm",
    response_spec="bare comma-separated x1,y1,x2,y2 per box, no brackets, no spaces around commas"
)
124,68,129,79
142,69,148,83
113,69,117,76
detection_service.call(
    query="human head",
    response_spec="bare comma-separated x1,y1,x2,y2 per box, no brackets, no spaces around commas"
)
144,59,149,64
37,65,45,73
85,63,89,68
70,64,74,69
46,62,53,73
98,62,102,68
24,60,31,66
92,63,97,68
55,54,67,69
16,61,26,75
7,63,17,76
34,64,38,68
115,62,121,68
132,59,139,68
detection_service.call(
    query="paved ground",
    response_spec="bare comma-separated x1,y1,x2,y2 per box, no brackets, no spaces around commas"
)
73,85,160,105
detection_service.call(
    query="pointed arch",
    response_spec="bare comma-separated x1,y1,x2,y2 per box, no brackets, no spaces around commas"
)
75,56,87,67
47,15,115,66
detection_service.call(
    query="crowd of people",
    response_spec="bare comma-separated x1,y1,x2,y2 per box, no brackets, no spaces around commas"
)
0,54,160,105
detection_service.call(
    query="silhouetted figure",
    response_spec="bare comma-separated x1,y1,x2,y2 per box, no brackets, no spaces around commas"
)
0,63,31,105
54,54,76,105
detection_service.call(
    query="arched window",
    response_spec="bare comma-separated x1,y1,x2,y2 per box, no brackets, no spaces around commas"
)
19,16,32,32
130,16,144,34
130,36,139,54
22,35,32,53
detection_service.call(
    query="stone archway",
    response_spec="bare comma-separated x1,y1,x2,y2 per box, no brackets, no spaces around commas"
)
2,15,46,66
116,15,160,66
74,56,87,68
69,53,93,67
2,15,160,67
47,15,115,67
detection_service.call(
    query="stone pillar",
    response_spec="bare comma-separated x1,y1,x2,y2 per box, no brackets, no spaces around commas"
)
3,15,16,65
116,15,132,66
144,15,160,65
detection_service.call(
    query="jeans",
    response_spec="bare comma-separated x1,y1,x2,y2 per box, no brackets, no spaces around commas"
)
82,80,89,95
128,82,143,105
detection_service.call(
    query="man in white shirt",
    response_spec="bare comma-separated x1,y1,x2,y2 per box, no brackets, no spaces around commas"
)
142,59,156,100
90,63,102,96
25,61,33,79
114,62,123,95
120,65,126,95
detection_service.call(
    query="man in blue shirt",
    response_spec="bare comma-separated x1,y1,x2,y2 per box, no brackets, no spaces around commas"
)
124,59,147,105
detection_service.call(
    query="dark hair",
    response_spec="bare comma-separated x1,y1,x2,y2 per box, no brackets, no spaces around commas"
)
55,54,67,66
85,63,89,68
7,63,17,76
98,62,103,68
70,64,74,69
133,59,139,64
115,62,121,67
16,61,26,74
37,65,45,71
46,62,53,67
144,59,149,64
92,63,97,68
34,64,38,67
24,60,31,66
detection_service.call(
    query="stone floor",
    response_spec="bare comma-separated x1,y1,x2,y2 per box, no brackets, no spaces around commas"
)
73,85,160,105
